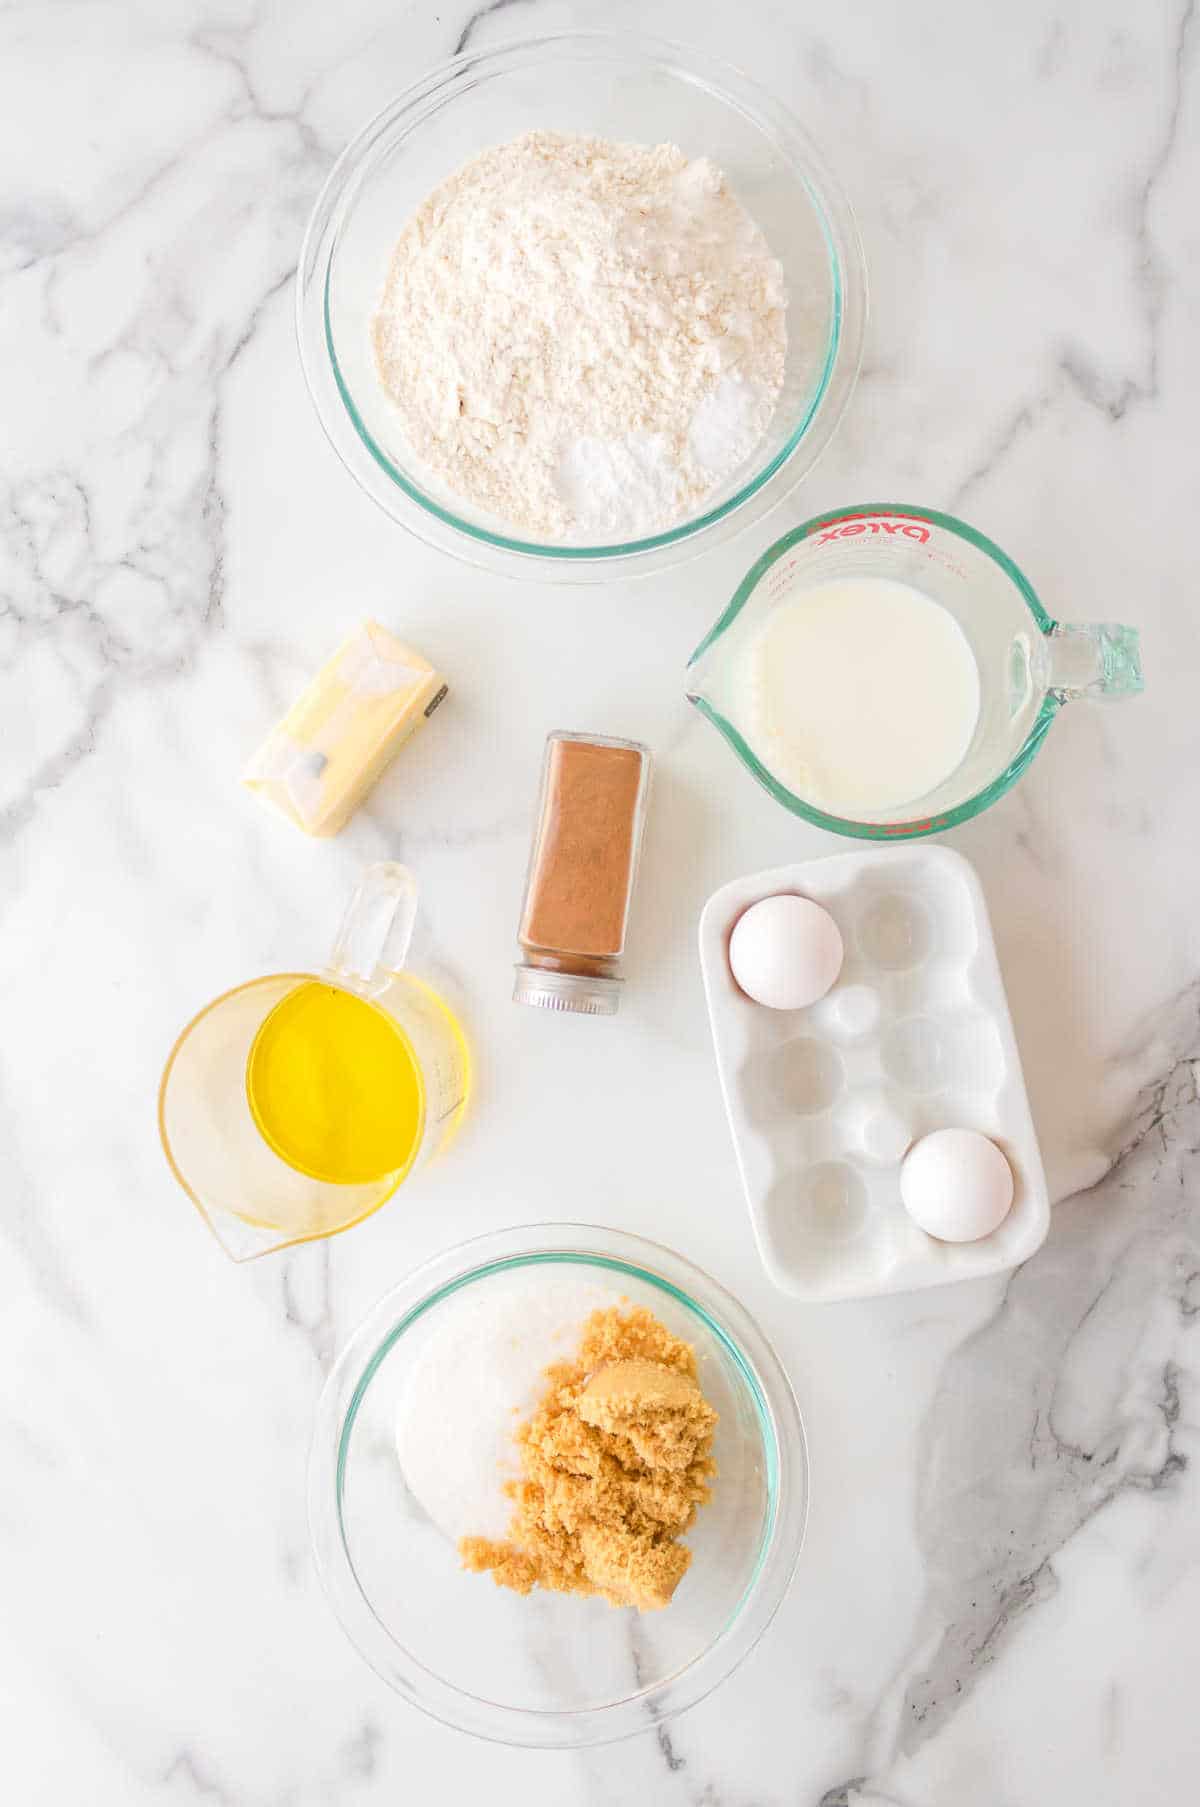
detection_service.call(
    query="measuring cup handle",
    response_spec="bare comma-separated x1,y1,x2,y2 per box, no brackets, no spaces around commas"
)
327,862,418,994
1046,622,1143,701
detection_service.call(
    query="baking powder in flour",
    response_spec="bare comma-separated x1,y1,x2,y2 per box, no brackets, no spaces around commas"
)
371,131,788,541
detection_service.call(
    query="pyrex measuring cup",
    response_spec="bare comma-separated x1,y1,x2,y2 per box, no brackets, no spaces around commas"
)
159,863,469,1261
686,504,1143,839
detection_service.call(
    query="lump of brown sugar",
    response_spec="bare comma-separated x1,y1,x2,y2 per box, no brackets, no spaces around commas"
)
579,1357,716,1471
577,1523,692,1613
458,1306,718,1612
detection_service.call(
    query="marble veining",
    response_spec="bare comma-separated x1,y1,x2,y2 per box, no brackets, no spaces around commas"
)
1,2,1197,1803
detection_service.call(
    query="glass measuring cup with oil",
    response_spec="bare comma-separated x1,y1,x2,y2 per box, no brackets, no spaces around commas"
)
159,863,469,1260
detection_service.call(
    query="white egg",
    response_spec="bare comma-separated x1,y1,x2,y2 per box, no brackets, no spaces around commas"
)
728,894,844,1011
900,1129,1014,1242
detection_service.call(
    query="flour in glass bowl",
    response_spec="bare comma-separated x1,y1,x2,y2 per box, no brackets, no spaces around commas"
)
370,130,788,542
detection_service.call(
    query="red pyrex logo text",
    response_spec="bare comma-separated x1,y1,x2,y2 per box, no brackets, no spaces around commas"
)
815,519,930,545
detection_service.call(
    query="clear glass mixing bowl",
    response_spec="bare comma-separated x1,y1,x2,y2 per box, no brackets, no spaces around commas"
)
308,1224,807,1747
296,32,866,582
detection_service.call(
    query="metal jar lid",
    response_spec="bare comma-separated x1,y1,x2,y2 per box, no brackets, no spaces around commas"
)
512,964,622,1016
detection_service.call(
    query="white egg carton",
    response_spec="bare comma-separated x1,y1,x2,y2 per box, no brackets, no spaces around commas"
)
698,847,1049,1302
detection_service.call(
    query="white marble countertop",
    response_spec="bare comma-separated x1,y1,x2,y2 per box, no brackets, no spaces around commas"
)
2,1,1197,1801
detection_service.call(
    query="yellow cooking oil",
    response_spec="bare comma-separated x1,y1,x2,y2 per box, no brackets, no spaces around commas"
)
245,981,422,1185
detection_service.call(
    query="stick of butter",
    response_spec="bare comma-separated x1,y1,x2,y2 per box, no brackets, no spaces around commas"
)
243,621,447,836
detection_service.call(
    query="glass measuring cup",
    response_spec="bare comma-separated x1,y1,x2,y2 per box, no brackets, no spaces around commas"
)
159,863,469,1261
686,503,1143,839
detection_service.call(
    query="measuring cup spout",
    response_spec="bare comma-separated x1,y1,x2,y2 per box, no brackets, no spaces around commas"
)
684,652,711,706
1045,621,1143,701
685,605,738,704
328,862,419,996
684,642,731,730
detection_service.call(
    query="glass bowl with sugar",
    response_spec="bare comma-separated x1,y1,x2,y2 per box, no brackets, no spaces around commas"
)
308,1223,807,1747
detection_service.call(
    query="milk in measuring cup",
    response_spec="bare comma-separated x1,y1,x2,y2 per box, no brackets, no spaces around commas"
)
741,577,981,815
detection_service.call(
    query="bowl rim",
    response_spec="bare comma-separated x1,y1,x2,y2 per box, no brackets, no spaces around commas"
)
308,1222,809,1747
295,29,867,583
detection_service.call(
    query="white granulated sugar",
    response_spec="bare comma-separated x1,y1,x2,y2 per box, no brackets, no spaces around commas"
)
371,130,788,541
393,1270,627,1544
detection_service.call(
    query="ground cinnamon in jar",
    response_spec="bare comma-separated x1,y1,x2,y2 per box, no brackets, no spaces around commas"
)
514,732,651,1016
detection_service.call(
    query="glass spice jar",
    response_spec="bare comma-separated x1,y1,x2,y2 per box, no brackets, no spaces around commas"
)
514,731,651,1015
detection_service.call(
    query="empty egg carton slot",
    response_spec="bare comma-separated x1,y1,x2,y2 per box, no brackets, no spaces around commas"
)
740,1039,845,1127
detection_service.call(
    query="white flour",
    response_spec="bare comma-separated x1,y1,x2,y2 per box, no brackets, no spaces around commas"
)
371,131,788,541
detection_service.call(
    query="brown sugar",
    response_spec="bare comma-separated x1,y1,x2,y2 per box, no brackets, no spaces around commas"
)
459,1306,718,1612
519,734,648,960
